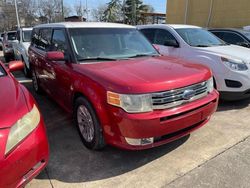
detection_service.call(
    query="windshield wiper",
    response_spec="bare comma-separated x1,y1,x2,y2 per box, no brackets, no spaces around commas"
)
78,57,118,61
192,45,211,47
217,43,230,46
128,53,160,58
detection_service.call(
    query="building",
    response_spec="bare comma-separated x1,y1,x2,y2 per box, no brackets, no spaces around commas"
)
166,0,250,28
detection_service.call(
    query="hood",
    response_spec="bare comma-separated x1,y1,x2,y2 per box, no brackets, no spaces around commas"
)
197,45,250,63
74,56,211,93
0,75,29,129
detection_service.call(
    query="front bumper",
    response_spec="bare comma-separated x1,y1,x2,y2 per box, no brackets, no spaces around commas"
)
105,90,219,150
216,68,250,100
0,119,49,188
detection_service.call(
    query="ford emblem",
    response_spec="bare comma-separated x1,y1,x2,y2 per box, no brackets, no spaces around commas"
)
182,89,195,100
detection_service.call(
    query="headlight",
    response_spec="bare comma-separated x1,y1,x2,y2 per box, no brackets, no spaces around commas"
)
221,57,248,71
107,91,152,113
207,77,214,93
5,105,40,155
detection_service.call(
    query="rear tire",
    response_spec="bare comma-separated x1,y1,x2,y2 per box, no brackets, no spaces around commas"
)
23,59,31,78
4,55,11,63
31,69,42,94
74,97,106,150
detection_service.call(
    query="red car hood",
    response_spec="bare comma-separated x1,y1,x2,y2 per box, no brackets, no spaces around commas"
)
0,76,28,129
75,56,211,93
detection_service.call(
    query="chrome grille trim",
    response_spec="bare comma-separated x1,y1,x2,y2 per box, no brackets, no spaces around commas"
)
152,81,208,110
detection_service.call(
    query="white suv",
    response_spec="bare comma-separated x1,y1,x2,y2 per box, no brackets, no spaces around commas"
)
138,24,250,100
13,27,33,77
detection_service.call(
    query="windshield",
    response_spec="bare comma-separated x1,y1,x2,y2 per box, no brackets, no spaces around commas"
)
242,31,250,40
7,32,17,41
0,65,6,77
22,30,32,42
176,28,226,47
69,28,158,61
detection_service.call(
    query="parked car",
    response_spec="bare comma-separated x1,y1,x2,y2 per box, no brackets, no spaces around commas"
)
209,28,250,48
3,31,17,62
29,22,218,150
138,24,250,100
243,25,250,31
0,60,49,187
13,27,33,77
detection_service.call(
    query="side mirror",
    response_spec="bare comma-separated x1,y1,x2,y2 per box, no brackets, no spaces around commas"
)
164,40,179,48
8,61,24,72
46,51,65,61
237,42,250,48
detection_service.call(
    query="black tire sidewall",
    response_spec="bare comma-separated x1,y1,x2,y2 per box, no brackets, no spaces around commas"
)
31,69,42,93
74,97,105,150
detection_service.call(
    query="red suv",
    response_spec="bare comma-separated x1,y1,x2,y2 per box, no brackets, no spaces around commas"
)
29,22,219,150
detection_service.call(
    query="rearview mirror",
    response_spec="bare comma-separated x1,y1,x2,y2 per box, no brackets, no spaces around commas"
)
164,40,179,48
46,51,65,61
8,61,24,72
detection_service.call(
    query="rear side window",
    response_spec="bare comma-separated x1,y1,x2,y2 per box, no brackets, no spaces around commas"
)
140,29,156,43
214,31,246,44
0,65,6,77
7,32,16,41
39,29,52,51
31,28,40,47
31,28,52,51
51,29,67,52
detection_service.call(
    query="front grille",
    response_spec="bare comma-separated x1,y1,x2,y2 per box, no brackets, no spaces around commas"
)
152,81,209,110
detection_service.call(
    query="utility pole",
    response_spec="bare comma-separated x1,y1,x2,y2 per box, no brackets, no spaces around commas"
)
85,0,88,21
14,0,20,28
131,0,136,25
207,0,214,28
61,0,64,21
184,0,189,24
123,0,125,23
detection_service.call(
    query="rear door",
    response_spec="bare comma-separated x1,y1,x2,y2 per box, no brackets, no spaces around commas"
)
30,28,53,94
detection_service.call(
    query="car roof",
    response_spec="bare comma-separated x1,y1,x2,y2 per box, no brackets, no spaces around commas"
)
34,22,135,29
209,28,250,33
21,27,33,31
137,24,201,29
6,31,16,33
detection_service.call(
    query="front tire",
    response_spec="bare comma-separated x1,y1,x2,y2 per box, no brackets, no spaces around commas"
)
74,97,106,150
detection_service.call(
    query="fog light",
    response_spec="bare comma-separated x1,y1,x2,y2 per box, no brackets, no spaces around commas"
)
125,137,154,146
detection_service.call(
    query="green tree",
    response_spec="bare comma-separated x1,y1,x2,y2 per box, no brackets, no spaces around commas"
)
102,0,122,22
102,0,154,24
124,0,154,25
